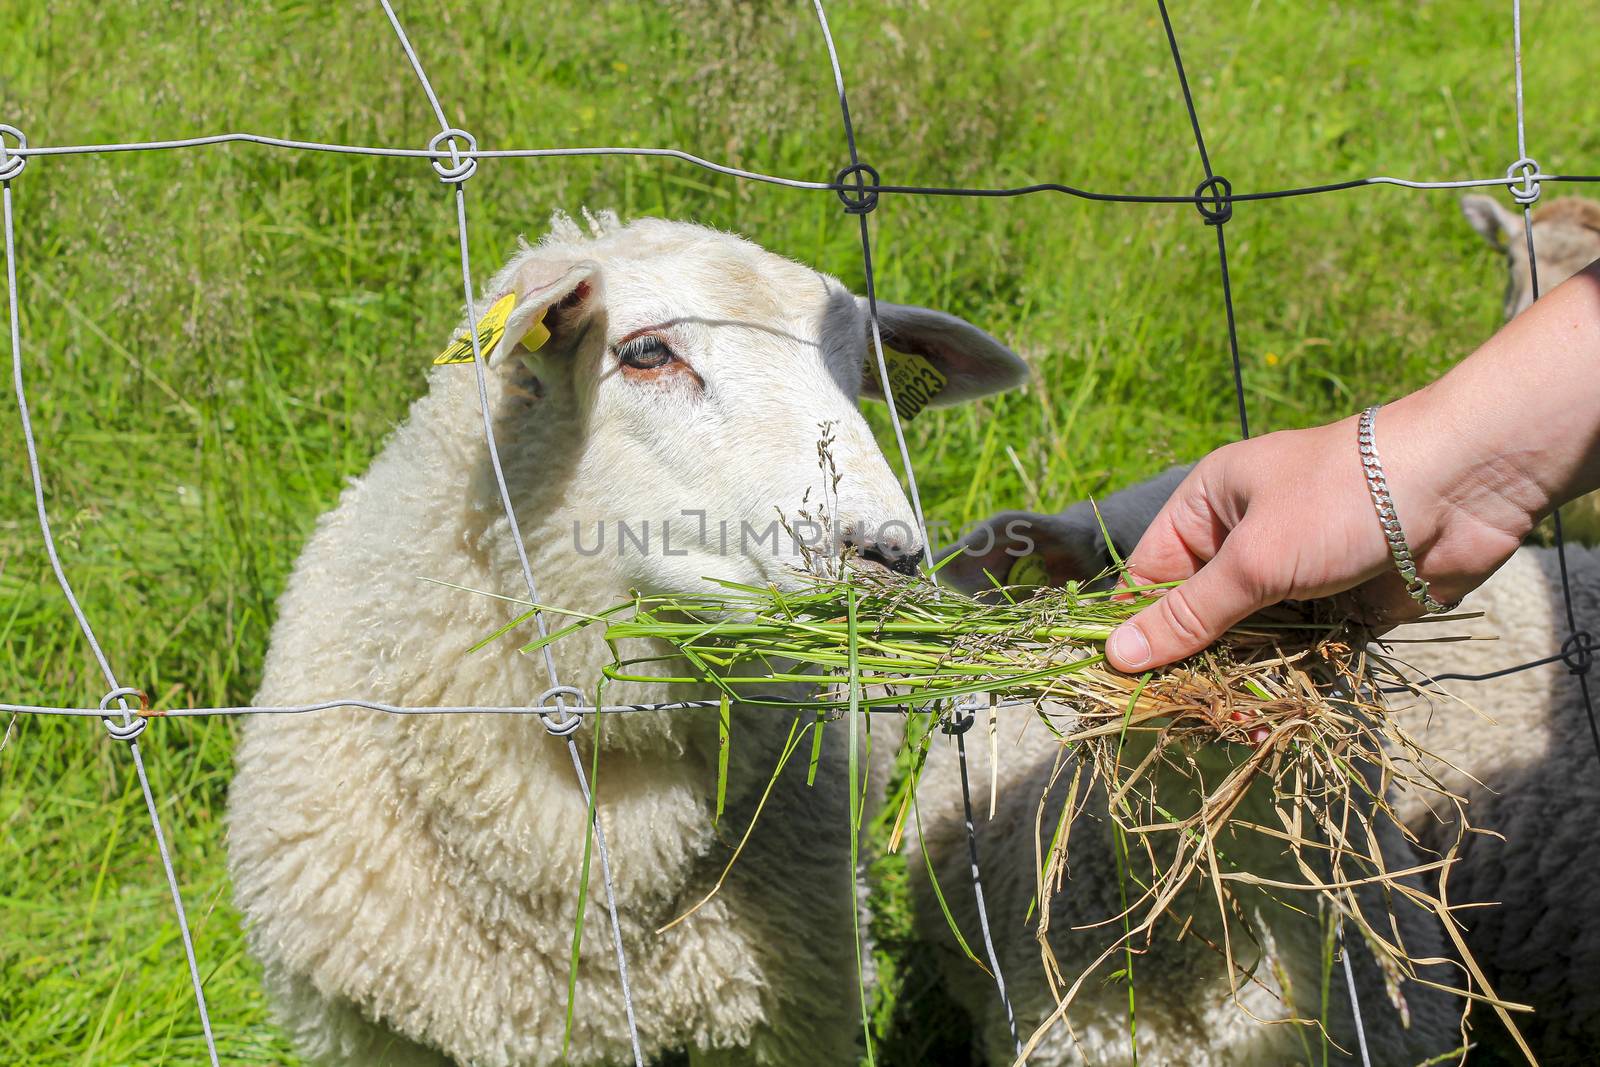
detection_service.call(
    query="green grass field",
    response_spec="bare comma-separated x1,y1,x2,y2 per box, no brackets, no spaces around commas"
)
3,1,1598,1062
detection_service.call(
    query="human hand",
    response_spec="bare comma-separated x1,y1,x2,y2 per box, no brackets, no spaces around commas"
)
1104,400,1538,672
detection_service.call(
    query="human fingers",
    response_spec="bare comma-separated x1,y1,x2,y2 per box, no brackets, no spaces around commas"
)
1120,460,1234,586
1106,536,1275,671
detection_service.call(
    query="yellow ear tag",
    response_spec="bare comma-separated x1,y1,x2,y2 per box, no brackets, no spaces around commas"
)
1007,554,1050,588
874,347,947,419
434,292,542,365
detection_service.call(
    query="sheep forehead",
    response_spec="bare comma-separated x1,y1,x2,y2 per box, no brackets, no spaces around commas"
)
584,219,849,343
1536,217,1600,251
1538,223,1600,256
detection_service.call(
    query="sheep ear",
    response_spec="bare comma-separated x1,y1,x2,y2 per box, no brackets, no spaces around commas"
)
487,261,601,368
1461,195,1522,250
858,300,1028,413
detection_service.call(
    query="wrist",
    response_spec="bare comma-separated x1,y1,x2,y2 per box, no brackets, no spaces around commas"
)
1372,388,1539,588
1403,381,1550,538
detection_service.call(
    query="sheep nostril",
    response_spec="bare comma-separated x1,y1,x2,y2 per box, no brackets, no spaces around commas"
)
856,542,923,576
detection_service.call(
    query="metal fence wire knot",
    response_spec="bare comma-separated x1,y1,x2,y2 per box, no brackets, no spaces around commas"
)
538,685,587,737
0,125,27,182
1195,174,1233,225
941,694,982,735
1562,631,1595,676
835,162,880,215
99,686,150,742
1505,156,1543,205
428,128,478,184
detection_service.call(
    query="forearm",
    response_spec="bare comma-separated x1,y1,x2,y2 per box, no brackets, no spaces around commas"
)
1402,258,1600,530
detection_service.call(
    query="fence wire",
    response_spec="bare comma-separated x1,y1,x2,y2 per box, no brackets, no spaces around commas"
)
0,0,1596,1064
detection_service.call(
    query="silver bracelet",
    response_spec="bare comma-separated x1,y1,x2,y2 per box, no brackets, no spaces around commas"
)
1358,405,1454,615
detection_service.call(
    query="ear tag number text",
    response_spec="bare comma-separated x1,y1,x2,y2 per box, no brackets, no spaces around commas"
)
877,347,947,419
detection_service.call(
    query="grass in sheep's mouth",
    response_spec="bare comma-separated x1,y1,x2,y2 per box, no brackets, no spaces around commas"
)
498,567,1537,1065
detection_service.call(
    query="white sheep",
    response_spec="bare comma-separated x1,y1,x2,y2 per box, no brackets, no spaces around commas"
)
917,476,1461,1065
226,210,1028,1067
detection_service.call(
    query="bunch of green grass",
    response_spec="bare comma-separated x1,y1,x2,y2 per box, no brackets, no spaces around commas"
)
551,572,1165,708
502,563,1536,1063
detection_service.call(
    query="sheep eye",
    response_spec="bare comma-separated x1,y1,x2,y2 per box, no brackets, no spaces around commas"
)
616,335,675,371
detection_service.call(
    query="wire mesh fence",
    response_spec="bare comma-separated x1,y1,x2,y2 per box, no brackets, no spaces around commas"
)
1,0,1596,1063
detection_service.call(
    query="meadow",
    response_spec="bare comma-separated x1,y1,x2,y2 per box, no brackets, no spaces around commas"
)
3,1,1599,1062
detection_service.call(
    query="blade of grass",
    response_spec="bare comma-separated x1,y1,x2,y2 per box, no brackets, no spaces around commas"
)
563,691,606,1059
908,754,993,979
715,693,730,826
846,584,877,1067
806,710,826,787
659,714,810,934
1109,674,1151,1065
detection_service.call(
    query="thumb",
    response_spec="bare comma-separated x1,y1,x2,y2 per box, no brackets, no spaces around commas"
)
1105,540,1267,672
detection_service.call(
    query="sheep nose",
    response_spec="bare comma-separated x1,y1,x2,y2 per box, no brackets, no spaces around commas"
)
849,528,924,576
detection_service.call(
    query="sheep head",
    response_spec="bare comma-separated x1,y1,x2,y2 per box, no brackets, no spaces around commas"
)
936,465,1191,597
1462,194,1600,319
465,213,1028,596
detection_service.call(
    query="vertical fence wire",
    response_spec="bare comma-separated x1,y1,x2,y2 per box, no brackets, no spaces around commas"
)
372,3,645,1063
1155,0,1249,441
808,2,1022,1057
1507,0,1600,770
2,151,221,1065
1339,943,1372,1066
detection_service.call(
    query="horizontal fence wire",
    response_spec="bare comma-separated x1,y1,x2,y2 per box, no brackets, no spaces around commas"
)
0,0,1596,1063
9,134,1600,200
